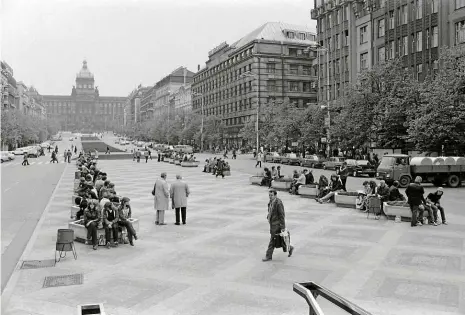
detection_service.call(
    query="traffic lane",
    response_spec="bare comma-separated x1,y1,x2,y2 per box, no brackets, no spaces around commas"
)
199,154,464,218
1,162,66,292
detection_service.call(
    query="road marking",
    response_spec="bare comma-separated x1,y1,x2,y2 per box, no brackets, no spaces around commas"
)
4,181,20,192
37,162,43,165
29,162,35,165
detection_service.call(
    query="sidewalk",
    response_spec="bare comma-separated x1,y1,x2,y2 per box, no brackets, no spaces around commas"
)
2,159,465,315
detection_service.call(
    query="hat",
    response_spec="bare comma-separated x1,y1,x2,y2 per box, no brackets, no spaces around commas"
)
122,197,130,203
437,187,444,192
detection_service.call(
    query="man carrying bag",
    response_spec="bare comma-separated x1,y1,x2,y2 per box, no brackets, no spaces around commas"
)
263,189,294,261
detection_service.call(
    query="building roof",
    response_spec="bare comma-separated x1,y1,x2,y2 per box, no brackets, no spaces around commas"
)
231,22,317,51
76,60,94,78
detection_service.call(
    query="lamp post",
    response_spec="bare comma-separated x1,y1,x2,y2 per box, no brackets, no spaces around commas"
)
191,91,204,152
239,70,260,154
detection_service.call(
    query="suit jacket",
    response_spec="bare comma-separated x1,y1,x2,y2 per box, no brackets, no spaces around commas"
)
267,197,286,233
170,180,190,208
153,179,170,210
405,183,425,206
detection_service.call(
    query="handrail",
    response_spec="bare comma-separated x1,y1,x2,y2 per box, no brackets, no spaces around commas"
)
293,282,373,315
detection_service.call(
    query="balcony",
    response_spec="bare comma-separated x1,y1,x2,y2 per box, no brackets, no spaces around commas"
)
311,8,318,19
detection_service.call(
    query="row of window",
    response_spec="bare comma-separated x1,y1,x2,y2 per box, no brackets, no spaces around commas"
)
193,48,255,83
225,115,252,126
77,84,94,89
285,31,316,41
267,81,317,92
45,102,123,108
320,56,350,77
48,108,121,114
193,98,255,115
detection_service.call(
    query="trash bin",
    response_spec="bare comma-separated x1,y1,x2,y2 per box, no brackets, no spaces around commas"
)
56,229,77,262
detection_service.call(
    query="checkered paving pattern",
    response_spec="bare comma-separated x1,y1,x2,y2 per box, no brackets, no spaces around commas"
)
3,160,465,315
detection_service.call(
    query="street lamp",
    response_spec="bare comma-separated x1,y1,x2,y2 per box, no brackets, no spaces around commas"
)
304,43,330,156
191,91,204,152
239,70,260,154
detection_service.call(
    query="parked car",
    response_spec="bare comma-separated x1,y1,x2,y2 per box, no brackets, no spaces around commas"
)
40,142,51,148
7,152,15,160
281,153,301,165
69,137,74,141
264,152,281,163
27,146,40,158
323,157,346,171
349,160,376,177
1,151,11,163
13,147,29,155
300,155,327,168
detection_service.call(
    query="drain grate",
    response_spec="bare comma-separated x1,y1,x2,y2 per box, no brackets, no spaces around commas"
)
43,273,83,288
21,259,56,269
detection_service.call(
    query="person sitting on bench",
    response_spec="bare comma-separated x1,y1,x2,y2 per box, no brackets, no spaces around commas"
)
118,197,138,246
103,202,120,248
316,174,343,203
84,200,101,250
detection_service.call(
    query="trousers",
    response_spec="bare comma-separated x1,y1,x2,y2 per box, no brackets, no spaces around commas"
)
175,207,187,224
86,222,98,246
155,210,165,224
104,222,119,243
119,220,136,241
265,225,282,259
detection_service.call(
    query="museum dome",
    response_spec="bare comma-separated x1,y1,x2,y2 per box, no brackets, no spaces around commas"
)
77,60,94,78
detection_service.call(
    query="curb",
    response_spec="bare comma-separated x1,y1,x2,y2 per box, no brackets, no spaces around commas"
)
1,162,70,312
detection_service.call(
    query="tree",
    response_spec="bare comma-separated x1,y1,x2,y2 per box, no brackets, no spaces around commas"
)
407,47,465,154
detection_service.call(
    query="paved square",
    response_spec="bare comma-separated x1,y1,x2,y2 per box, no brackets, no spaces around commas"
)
3,160,465,315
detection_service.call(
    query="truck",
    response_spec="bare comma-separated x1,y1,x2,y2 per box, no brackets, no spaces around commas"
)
376,154,465,188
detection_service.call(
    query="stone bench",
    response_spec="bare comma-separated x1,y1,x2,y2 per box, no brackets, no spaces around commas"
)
249,175,264,185
383,202,412,221
335,192,359,209
271,180,292,190
71,205,80,219
169,159,175,164
75,171,81,180
175,160,182,165
298,185,318,198
181,161,200,167
69,218,139,245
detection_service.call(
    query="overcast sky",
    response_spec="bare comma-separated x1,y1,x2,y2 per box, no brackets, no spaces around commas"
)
2,0,316,97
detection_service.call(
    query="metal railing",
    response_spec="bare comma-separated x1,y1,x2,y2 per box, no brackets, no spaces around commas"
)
293,282,373,315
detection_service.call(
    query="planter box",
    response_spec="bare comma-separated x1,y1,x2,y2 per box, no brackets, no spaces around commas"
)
69,218,140,245
71,205,80,220
169,159,175,164
250,175,264,185
383,202,412,221
335,193,358,209
75,171,81,180
181,161,200,167
271,180,292,190
223,170,231,176
298,185,318,197
175,160,182,165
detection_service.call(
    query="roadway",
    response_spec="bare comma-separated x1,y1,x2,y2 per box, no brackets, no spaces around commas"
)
0,136,78,292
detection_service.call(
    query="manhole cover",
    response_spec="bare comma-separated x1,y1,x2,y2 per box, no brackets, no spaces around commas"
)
21,259,56,269
43,274,83,288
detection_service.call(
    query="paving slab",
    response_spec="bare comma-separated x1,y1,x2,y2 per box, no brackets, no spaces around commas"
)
2,159,465,315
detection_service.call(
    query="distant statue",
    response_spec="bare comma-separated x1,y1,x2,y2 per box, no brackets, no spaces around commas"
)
71,85,76,96
95,86,99,96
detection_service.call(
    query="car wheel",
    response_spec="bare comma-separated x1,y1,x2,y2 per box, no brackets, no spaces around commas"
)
446,174,460,188
399,176,411,188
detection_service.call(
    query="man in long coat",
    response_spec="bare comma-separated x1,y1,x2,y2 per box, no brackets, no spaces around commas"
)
263,189,294,261
153,172,170,225
170,174,190,225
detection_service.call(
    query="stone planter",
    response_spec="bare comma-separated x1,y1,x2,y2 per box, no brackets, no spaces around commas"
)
163,158,171,163
69,218,140,244
223,170,231,176
169,159,175,164
250,175,264,185
175,160,182,165
335,192,359,209
181,161,200,167
75,171,81,180
271,180,292,190
298,185,318,197
383,202,412,221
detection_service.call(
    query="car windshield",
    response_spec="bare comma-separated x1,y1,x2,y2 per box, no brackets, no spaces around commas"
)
378,157,396,168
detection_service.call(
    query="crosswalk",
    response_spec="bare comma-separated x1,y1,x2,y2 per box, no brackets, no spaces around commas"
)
1,160,69,167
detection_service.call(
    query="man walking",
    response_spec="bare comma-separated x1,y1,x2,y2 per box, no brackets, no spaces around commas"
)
22,153,30,166
255,151,263,168
262,189,294,261
152,172,170,225
67,149,72,163
74,146,77,154
405,176,427,227
338,162,349,191
170,174,190,225
136,149,141,163
144,149,149,163
106,146,110,154
50,150,58,163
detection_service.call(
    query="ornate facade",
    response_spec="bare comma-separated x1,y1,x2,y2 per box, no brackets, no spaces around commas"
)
42,60,126,132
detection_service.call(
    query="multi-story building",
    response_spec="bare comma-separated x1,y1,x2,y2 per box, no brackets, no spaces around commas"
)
42,60,126,131
311,0,465,107
1,61,18,110
127,85,152,124
191,22,318,148
172,83,192,115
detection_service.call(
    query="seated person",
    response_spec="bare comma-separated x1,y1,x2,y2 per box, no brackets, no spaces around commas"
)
426,187,447,225
261,167,272,188
84,200,101,250
99,180,111,200
103,202,120,248
377,180,390,203
316,175,329,198
270,166,278,179
290,170,307,195
317,174,343,203
100,191,111,209
304,169,314,185
388,181,405,201
75,197,88,220
276,166,284,179
223,161,230,170
118,197,138,246
183,155,188,162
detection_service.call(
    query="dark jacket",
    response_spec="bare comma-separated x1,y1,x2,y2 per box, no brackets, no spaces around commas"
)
267,197,285,232
84,207,101,225
339,166,349,179
388,186,404,201
305,173,314,185
427,192,443,204
405,183,425,206
118,204,132,221
329,178,343,191
103,207,119,225
377,185,390,199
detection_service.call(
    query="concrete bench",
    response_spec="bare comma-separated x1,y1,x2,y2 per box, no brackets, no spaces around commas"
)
71,205,80,220
298,185,318,198
383,202,412,221
249,175,264,185
175,160,182,165
169,159,175,164
335,192,359,209
223,170,231,176
69,218,139,245
181,161,200,167
271,180,292,190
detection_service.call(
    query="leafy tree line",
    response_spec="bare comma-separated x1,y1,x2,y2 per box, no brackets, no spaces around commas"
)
329,46,465,155
1,110,60,150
